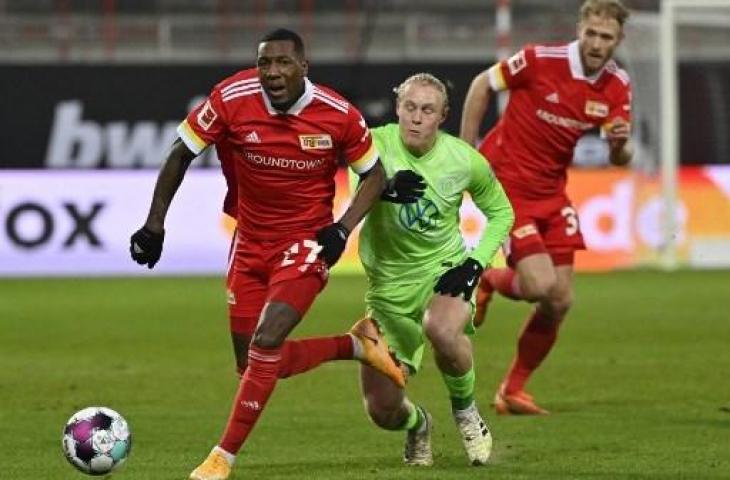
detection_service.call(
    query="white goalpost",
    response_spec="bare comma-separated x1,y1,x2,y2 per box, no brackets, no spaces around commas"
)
658,0,730,269
626,0,730,270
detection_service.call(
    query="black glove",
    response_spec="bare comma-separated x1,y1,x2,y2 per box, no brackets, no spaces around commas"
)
381,170,426,204
315,222,350,267
434,258,484,300
130,226,165,269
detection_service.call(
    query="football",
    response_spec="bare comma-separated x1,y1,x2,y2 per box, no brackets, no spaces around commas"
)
62,406,132,475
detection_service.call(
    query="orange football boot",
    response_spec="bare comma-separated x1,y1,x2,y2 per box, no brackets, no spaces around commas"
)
473,272,494,328
189,448,232,480
350,317,407,388
494,386,549,415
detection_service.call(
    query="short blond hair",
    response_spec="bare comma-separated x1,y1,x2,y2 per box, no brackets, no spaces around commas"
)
580,0,630,27
394,72,449,110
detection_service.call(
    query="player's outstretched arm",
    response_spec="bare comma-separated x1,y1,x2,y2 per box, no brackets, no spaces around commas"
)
130,137,197,269
315,161,386,267
338,160,386,233
460,69,493,146
467,152,515,269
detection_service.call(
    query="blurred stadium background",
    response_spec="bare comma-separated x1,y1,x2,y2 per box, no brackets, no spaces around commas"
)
1,0,730,275
1,1,729,479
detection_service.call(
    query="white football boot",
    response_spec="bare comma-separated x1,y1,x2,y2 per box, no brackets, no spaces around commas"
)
403,406,433,466
453,402,492,466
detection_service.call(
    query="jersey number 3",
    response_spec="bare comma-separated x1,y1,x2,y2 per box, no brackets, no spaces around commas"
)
561,206,579,236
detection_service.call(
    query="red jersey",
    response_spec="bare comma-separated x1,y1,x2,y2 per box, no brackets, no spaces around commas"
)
480,41,632,199
215,140,238,218
178,68,377,239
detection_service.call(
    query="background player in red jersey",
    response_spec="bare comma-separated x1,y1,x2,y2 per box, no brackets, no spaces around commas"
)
130,29,407,480
460,0,632,415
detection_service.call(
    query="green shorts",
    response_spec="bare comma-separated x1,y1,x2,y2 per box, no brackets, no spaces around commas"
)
364,274,476,374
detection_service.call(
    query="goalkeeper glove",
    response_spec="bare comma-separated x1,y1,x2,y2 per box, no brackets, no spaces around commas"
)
381,170,426,204
315,222,350,267
130,226,165,269
434,258,484,301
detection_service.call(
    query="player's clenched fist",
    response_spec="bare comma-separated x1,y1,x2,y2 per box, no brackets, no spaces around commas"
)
606,118,630,146
434,258,484,301
315,222,350,267
129,226,165,269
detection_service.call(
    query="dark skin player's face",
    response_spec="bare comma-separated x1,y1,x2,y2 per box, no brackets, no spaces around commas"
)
256,40,308,111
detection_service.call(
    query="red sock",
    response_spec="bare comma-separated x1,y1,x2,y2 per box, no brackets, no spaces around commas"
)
236,336,354,378
485,268,522,300
219,345,282,454
503,309,559,394
278,335,353,378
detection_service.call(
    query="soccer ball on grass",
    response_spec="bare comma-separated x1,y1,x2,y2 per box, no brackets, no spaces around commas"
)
62,406,132,475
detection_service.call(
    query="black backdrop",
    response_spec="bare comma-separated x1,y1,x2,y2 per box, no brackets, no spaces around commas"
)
1,62,727,168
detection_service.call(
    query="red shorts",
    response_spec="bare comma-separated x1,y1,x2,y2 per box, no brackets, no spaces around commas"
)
227,232,329,334
504,194,585,267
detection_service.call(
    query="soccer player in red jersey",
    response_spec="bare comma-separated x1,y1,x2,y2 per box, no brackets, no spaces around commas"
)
130,29,406,479
460,0,633,415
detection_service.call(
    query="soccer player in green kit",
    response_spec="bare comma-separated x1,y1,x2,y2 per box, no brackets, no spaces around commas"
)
354,73,514,466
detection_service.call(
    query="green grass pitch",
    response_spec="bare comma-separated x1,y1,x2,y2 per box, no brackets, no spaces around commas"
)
1,271,729,479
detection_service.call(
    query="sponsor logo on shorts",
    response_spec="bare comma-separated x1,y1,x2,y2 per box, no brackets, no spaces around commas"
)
227,288,236,305
299,134,333,150
512,224,538,239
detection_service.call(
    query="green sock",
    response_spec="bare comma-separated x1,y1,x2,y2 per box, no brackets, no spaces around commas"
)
400,401,425,432
442,368,476,411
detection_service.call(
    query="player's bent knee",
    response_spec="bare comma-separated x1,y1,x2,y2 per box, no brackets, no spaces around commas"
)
548,294,573,318
423,317,459,345
423,321,446,344
521,275,556,302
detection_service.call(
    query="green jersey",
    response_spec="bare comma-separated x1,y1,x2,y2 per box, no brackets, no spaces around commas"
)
357,123,514,285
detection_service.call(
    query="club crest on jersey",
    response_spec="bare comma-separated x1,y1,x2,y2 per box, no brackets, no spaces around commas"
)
585,100,609,118
299,134,333,150
438,177,458,196
197,100,218,131
398,198,440,234
507,51,527,75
